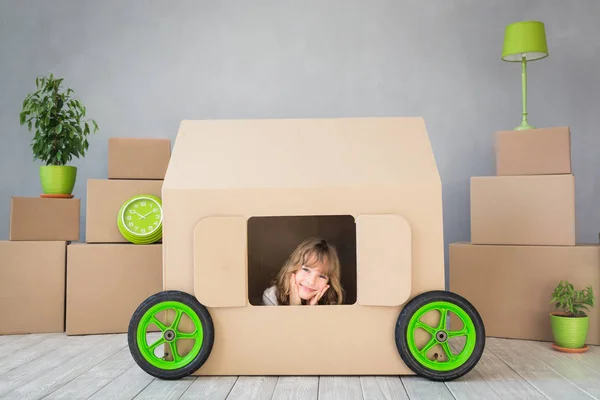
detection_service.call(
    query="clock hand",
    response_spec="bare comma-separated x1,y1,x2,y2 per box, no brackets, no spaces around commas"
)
132,211,145,219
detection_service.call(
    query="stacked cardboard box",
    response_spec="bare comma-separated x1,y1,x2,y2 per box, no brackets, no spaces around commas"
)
65,138,169,335
1,187,80,334
449,126,600,345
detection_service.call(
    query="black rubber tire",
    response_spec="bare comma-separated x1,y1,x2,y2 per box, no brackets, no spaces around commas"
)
128,290,215,380
395,290,485,382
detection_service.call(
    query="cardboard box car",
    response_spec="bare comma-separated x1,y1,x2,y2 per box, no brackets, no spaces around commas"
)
449,242,600,345
0,241,66,334
86,179,163,243
145,117,452,376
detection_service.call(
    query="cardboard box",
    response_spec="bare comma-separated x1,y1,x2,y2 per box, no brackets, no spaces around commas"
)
495,126,571,176
10,197,80,241
66,243,163,335
0,241,66,334
158,117,445,375
449,242,600,345
471,174,576,245
108,137,171,180
86,179,163,243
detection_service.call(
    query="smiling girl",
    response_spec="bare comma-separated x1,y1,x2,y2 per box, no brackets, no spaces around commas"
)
262,237,344,306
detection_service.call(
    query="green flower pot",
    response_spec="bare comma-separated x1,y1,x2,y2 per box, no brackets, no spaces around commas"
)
39,165,77,195
550,312,589,349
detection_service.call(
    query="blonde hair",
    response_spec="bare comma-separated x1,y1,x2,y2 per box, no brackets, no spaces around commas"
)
272,237,344,305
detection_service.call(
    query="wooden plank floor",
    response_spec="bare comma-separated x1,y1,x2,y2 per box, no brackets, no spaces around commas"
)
0,333,598,399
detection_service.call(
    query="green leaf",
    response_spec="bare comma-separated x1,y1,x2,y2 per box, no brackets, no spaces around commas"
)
20,74,99,164
550,280,596,317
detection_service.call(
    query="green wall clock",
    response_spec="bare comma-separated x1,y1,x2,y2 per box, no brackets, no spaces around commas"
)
117,194,163,244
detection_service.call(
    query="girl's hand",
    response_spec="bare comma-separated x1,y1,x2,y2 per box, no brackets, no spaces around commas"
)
289,274,302,305
309,285,330,305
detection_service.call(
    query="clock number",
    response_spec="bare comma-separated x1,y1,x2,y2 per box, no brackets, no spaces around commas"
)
126,216,132,221
128,222,134,227
129,209,136,214
155,214,160,219
154,221,158,226
153,208,158,213
141,201,146,206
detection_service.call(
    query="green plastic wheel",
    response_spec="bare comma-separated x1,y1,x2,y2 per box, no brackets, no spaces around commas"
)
395,290,485,381
128,291,214,379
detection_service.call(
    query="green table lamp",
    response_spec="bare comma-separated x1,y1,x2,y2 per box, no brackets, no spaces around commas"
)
502,21,549,130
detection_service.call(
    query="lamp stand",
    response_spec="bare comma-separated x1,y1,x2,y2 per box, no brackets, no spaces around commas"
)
516,55,535,130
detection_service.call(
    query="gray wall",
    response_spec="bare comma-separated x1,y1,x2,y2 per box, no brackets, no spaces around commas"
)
1,1,599,280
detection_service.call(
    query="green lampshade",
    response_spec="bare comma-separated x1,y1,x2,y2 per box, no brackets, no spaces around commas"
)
502,21,549,62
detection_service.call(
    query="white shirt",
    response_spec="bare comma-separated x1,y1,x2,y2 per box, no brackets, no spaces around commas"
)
262,286,278,306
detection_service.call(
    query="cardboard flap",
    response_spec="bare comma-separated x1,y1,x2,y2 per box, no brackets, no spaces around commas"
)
193,216,247,308
356,214,412,306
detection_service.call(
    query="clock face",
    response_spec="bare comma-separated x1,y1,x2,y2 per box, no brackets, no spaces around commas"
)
121,196,162,236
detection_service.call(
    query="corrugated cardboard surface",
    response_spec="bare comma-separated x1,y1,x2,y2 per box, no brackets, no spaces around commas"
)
471,174,576,245
449,242,600,345
161,117,445,375
356,214,412,306
163,118,441,190
495,126,571,176
108,137,171,180
66,243,163,335
0,241,66,334
10,197,80,241
86,179,163,243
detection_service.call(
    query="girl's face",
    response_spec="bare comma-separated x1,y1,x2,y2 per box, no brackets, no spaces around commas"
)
294,258,330,300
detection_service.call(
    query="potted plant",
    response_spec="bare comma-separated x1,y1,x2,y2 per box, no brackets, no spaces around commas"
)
19,73,98,197
549,280,595,352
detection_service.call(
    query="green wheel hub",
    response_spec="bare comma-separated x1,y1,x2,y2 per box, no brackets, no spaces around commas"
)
406,301,477,372
136,301,204,371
